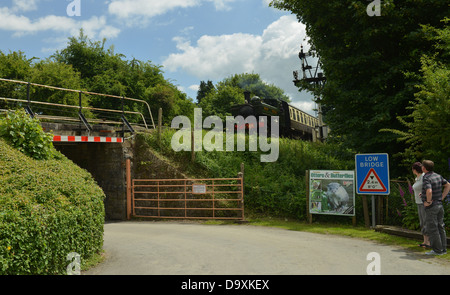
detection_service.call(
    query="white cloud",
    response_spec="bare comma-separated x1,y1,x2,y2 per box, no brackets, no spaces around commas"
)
176,85,186,92
189,84,200,91
292,101,316,114
209,0,235,11
163,14,316,114
165,33,263,79
261,0,272,7
0,7,120,39
107,0,236,19
11,0,38,12
108,0,199,19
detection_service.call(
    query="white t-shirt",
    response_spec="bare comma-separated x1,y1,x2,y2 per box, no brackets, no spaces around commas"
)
412,173,424,204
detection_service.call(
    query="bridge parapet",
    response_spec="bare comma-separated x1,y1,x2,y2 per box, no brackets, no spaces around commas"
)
42,121,127,143
0,78,155,141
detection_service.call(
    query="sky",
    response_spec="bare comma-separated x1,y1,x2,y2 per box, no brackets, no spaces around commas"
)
0,0,317,115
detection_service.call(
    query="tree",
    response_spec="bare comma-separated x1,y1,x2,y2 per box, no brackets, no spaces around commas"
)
145,84,194,124
0,51,34,106
382,18,450,175
53,30,134,112
25,59,87,116
53,30,195,125
196,80,215,105
271,0,449,167
198,85,244,120
52,30,117,82
0,51,33,81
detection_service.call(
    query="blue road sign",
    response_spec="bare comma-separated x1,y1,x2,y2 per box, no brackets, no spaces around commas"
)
355,153,390,195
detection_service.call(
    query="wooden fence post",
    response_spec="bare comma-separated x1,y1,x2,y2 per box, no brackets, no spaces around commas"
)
239,162,245,221
305,170,312,224
191,130,195,162
158,108,162,148
126,158,131,220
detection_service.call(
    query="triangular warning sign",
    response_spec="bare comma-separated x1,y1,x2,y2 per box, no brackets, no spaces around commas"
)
359,168,387,192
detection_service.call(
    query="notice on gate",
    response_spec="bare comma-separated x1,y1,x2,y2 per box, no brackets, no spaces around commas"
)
192,184,207,194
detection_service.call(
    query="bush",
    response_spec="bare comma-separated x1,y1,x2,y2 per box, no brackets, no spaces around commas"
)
0,135,105,274
0,110,54,160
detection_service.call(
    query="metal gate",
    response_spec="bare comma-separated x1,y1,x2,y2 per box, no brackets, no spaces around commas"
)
127,174,244,221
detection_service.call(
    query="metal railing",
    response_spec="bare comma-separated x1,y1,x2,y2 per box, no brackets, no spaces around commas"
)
0,78,156,130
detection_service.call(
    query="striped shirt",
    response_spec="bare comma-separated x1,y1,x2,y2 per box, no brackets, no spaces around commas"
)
421,171,448,203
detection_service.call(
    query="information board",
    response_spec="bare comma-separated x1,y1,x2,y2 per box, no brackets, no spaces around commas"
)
309,170,355,216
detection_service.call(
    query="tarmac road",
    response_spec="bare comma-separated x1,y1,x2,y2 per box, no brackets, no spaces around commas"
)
84,221,449,275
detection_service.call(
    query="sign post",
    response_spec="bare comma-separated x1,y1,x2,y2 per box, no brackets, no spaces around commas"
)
355,154,390,228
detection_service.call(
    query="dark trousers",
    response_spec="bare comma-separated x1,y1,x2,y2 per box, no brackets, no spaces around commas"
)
425,203,447,253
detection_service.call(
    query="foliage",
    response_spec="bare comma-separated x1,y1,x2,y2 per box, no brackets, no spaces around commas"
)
196,80,215,104
0,110,54,160
0,51,33,81
0,138,105,274
25,59,90,117
382,19,450,175
393,181,450,232
198,84,245,120
0,51,34,105
146,84,195,124
270,0,449,173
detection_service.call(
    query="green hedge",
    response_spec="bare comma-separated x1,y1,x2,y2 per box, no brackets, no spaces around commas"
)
0,116,105,274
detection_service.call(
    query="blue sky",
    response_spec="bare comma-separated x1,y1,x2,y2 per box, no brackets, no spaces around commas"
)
0,0,316,115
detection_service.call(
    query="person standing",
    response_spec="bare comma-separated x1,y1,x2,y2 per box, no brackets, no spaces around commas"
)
412,162,429,248
421,160,450,255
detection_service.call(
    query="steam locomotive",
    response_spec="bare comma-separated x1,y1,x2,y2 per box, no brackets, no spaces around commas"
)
230,91,320,140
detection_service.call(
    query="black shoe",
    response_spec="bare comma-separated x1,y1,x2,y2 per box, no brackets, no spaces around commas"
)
419,243,431,248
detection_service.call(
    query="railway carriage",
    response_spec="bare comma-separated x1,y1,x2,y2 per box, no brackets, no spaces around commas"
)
231,91,320,140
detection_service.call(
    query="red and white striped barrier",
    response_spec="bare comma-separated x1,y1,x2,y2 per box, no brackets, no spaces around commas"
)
53,135,123,143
